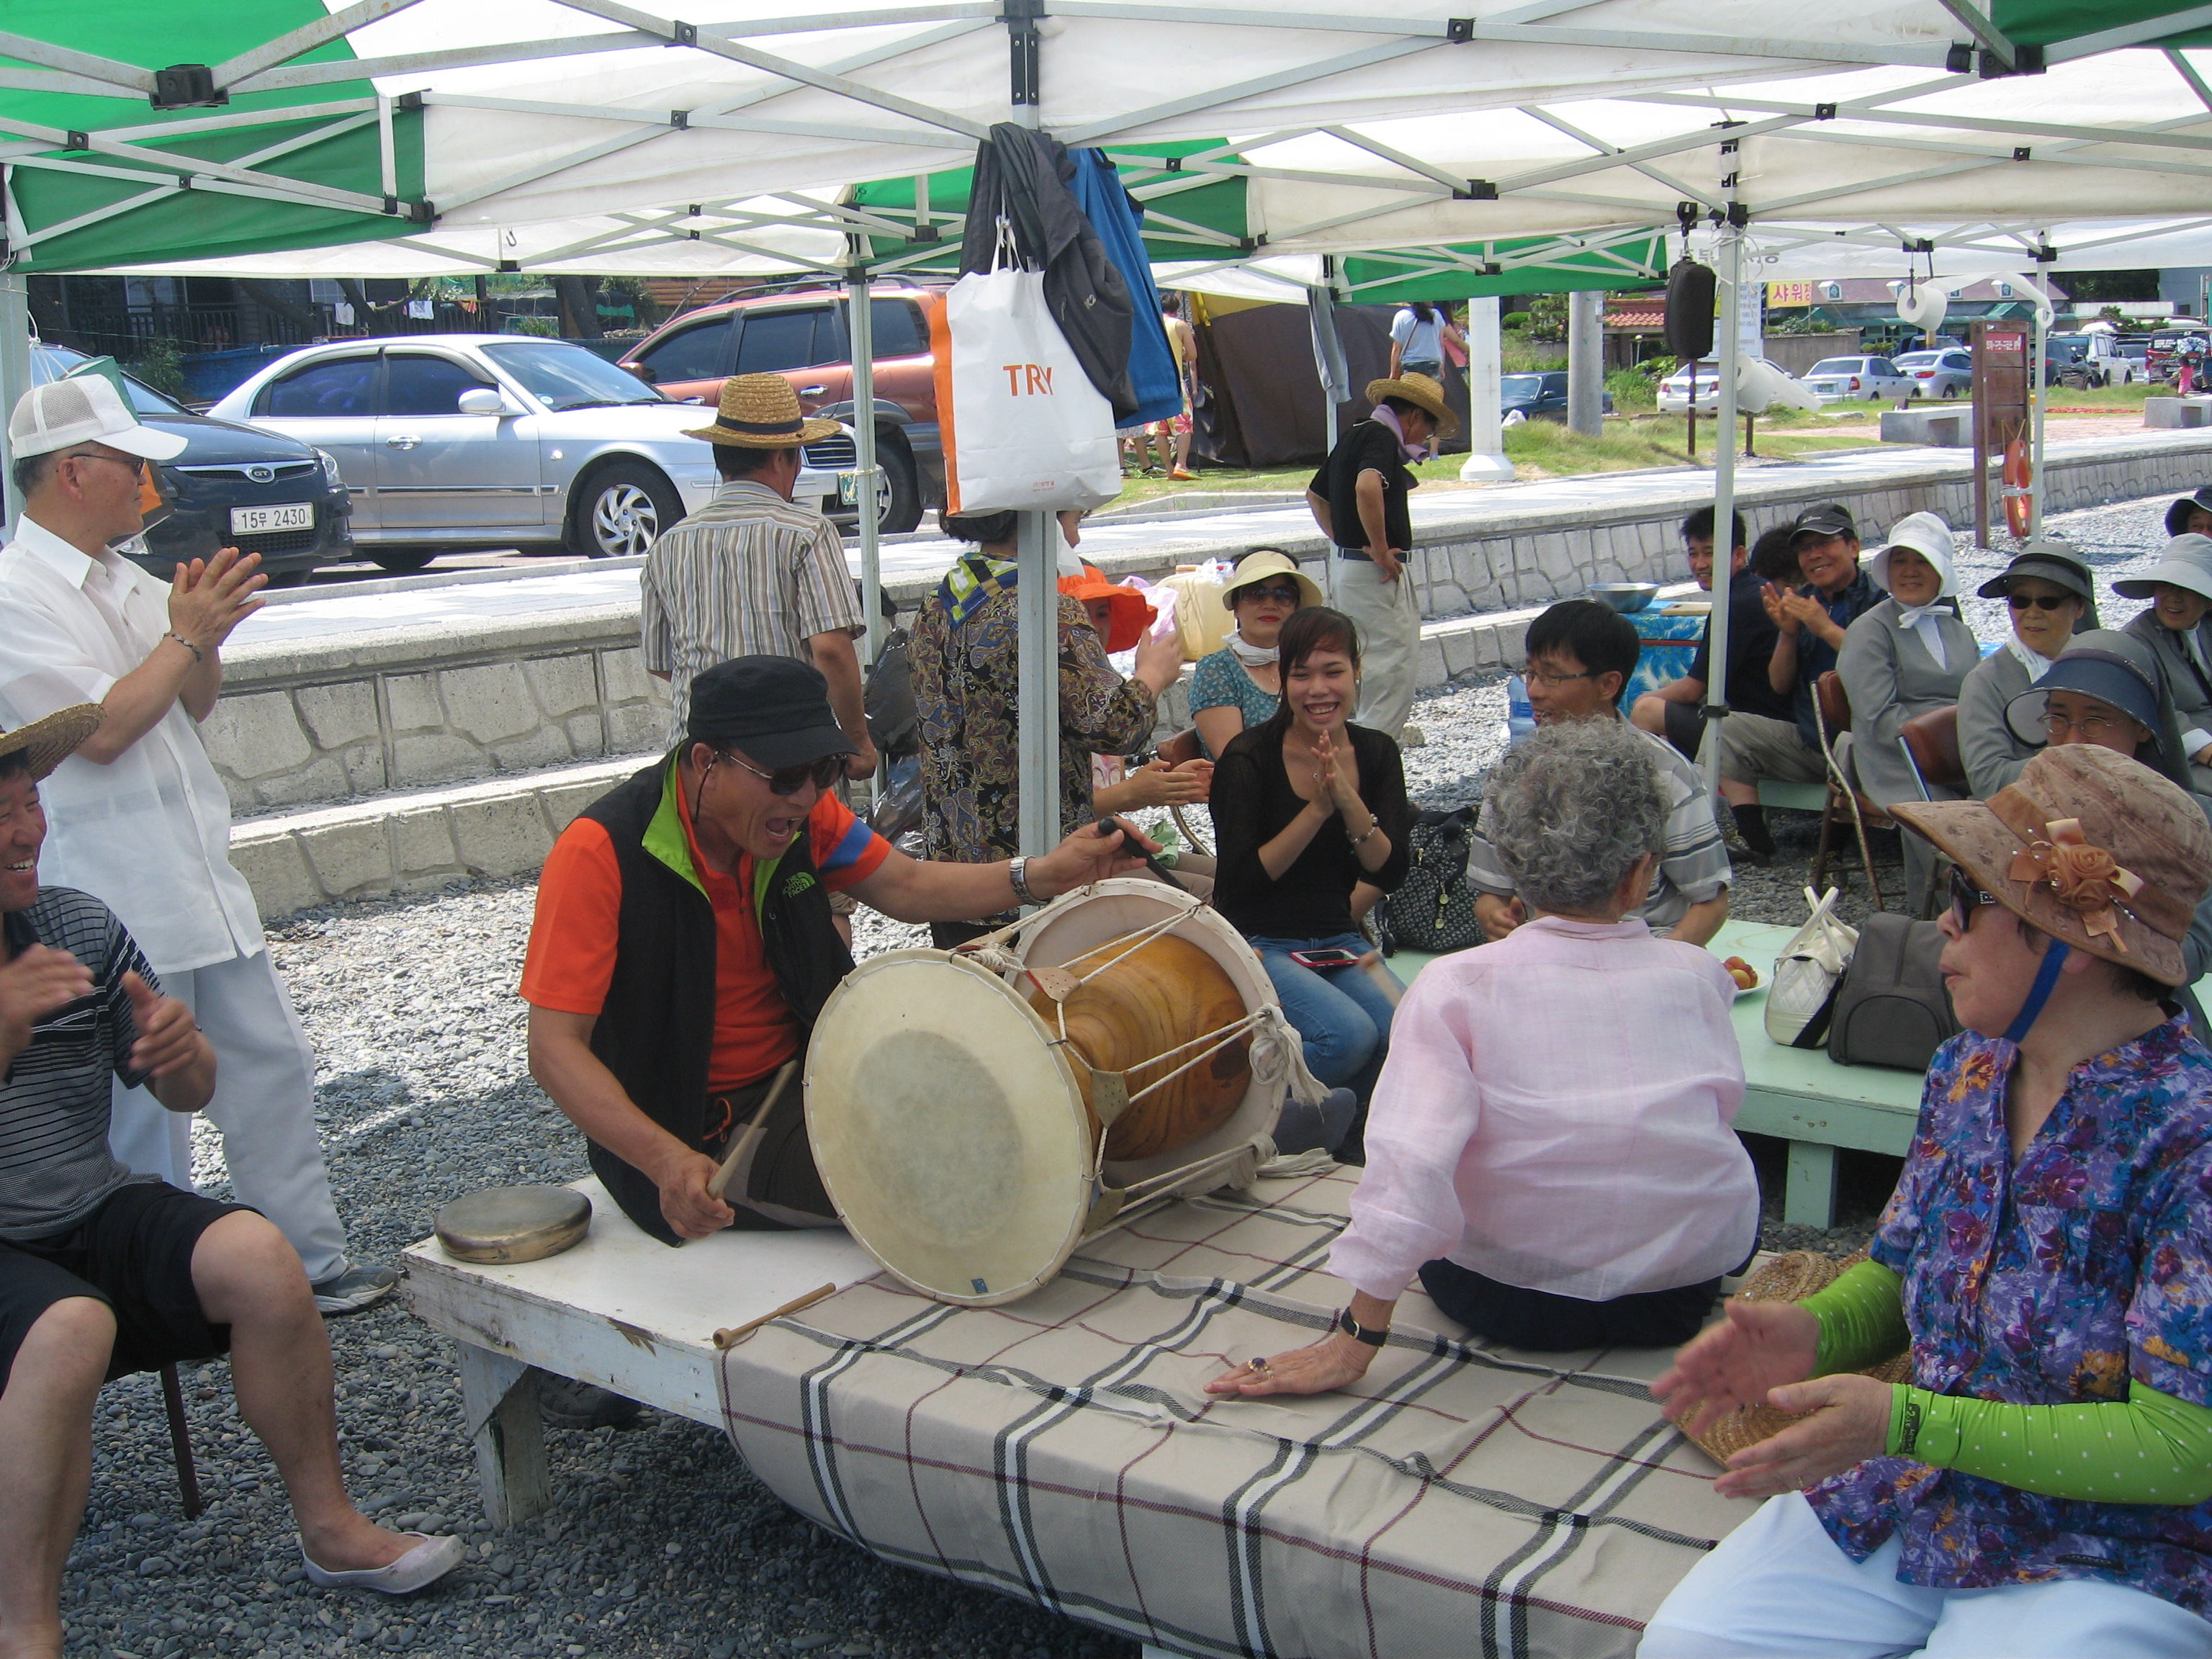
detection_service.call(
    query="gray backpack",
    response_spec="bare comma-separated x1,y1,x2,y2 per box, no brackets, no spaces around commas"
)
1825,911,1961,1070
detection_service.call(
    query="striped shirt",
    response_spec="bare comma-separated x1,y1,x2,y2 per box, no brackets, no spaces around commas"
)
1467,719,1732,932
638,478,864,743
1,887,158,1239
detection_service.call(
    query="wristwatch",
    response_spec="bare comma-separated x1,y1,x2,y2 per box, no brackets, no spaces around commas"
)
1008,855,1043,908
1335,1307,1389,1346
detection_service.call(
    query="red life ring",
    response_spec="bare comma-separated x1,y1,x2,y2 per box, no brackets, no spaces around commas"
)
2002,439,2033,538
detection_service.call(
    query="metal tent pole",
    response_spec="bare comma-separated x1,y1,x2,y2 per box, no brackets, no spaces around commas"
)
1458,295,1513,482
1016,508,1061,860
2031,257,2049,539
846,256,882,665
1704,222,1744,797
0,271,28,539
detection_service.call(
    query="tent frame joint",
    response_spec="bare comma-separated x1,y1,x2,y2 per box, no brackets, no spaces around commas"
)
150,65,225,112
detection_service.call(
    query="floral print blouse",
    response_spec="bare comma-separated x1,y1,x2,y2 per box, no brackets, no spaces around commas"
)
1807,1018,2212,1616
910,557,1158,884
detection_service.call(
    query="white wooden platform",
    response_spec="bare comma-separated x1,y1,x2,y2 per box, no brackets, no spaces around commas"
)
400,1178,876,1526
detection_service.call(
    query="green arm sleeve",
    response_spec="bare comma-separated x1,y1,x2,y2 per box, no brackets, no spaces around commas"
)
1889,1380,2212,1506
1802,1258,1909,1377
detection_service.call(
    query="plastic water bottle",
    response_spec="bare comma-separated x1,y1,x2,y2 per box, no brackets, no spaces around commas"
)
1506,675,1537,747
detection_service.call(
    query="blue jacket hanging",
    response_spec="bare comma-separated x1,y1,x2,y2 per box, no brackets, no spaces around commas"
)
1067,148,1182,428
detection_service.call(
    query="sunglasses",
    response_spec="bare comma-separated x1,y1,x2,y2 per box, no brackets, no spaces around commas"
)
2007,591,2077,611
1948,868,1998,932
1236,583,1302,606
721,752,845,795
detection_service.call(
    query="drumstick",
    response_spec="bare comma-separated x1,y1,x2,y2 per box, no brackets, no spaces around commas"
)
706,1060,799,1202
711,1282,836,1350
1358,950,1403,1007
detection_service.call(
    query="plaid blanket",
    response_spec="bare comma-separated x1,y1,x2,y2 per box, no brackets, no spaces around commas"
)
717,1164,1750,1659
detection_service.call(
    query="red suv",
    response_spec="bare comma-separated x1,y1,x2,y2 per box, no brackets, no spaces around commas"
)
621,287,940,532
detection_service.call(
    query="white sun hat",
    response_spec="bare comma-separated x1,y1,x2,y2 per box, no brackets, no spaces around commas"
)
9,374,186,463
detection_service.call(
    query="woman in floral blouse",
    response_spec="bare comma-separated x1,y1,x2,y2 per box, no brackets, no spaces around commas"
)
1645,742,2212,1658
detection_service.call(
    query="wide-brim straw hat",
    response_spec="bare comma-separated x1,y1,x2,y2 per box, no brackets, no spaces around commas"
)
2112,534,2212,601
1364,372,1460,438
1890,744,2212,985
0,704,104,781
2165,488,2212,537
1220,549,1323,613
682,372,841,448
1057,565,1156,652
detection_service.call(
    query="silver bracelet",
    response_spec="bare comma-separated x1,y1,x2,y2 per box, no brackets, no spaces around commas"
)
1008,855,1043,908
162,631,204,663
1347,821,1378,848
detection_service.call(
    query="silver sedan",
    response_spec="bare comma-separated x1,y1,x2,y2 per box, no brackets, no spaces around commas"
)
210,335,842,571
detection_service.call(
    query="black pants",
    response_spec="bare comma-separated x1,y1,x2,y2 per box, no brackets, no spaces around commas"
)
1419,1257,1720,1352
703,1071,838,1231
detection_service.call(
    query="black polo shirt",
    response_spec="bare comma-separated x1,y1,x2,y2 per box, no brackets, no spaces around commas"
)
1689,567,1794,722
1791,567,1881,749
1308,419,1415,557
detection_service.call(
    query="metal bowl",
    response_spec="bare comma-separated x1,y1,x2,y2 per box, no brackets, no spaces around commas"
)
1587,582,1660,615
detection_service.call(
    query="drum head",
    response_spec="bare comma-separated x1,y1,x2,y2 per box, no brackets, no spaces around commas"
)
436,1184,593,1264
1010,878,1283,1185
805,950,1092,1307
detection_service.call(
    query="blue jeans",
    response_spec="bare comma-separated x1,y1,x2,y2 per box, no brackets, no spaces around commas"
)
1248,933,1401,1092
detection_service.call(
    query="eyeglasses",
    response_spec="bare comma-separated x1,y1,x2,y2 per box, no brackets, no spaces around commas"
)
60,450,145,478
2039,709,2123,739
1236,583,1302,606
2008,592,2076,612
1521,664,1596,689
1948,868,1998,933
719,751,845,795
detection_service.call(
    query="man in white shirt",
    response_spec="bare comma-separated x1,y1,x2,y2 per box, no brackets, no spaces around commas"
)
0,376,392,1313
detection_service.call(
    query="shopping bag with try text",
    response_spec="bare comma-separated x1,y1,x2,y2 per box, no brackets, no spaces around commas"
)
926,271,1122,516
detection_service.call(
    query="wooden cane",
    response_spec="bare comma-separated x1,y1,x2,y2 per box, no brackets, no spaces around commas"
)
705,1060,799,1202
712,1282,837,1350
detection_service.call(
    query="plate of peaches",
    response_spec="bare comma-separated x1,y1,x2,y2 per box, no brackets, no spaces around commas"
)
1722,955,1762,999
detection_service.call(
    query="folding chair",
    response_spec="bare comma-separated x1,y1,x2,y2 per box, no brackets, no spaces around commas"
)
1897,704,1964,917
1809,672,1888,910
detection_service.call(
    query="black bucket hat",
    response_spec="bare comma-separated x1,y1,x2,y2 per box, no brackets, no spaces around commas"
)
2166,488,2212,538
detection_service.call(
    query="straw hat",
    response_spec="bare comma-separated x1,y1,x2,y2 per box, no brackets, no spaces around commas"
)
1058,565,1156,652
1218,549,1323,613
682,372,840,448
1364,372,1460,437
0,704,104,781
1890,744,2212,985
2112,534,2212,603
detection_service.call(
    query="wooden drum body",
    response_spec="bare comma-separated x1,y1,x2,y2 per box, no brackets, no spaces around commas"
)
804,881,1284,1306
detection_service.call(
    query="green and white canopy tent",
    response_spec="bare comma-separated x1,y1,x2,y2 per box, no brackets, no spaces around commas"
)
11,0,2212,850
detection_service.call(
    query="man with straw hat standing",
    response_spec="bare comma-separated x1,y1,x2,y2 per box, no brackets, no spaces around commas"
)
0,379,392,1316
1305,373,1457,746
1647,744,2212,1656
640,374,875,777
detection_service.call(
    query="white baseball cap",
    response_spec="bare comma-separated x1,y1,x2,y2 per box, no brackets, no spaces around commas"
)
9,374,187,463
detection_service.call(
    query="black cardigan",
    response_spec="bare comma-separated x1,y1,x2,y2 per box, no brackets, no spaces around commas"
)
1209,721,1411,940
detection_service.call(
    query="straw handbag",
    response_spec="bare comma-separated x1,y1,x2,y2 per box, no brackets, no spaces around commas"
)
1685,1250,1912,1467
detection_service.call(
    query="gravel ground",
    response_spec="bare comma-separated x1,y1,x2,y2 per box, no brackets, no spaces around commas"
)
66,490,2177,1658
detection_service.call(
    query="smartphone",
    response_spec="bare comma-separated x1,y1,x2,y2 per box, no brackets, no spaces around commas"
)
1288,947,1364,970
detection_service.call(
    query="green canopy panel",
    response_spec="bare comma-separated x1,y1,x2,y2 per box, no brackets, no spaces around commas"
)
848,140,1253,273
1993,1,2212,49
0,0,427,271
1334,235,1667,302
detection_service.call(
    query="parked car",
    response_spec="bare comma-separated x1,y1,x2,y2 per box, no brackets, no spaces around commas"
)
621,287,940,533
1894,349,1974,400
1800,356,1915,403
19,342,353,585
1498,371,1612,422
212,336,842,568
2147,331,2211,382
1654,357,1802,414
2044,331,2134,387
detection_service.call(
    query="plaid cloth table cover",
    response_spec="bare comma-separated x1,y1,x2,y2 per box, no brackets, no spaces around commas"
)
717,1165,1750,1659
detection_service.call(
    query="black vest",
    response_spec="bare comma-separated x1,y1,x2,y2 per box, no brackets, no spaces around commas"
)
577,759,855,1244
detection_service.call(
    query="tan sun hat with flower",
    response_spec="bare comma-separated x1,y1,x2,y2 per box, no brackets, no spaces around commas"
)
0,704,104,782
683,372,841,448
1889,743,2212,985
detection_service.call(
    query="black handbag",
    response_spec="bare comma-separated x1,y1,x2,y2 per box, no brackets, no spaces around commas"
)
1822,911,1961,1070
1373,807,1483,956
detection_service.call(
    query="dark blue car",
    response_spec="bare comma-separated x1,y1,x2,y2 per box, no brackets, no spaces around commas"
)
1501,371,1613,423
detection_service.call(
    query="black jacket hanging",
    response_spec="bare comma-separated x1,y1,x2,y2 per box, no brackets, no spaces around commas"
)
959,122,1137,421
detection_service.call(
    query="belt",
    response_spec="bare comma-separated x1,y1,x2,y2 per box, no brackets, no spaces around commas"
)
1334,545,1372,562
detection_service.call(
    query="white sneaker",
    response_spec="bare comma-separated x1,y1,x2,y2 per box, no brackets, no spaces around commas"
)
311,1264,398,1316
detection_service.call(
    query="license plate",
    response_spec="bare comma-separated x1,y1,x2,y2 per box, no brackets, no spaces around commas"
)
230,503,313,536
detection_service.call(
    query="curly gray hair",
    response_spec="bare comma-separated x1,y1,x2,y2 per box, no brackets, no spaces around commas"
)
1482,719,1667,915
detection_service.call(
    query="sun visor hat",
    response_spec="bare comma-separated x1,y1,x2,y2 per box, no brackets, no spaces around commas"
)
2005,646,2165,745
2112,534,2212,603
8,375,186,462
684,656,855,768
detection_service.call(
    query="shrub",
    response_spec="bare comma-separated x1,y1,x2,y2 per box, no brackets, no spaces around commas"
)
1501,310,1531,330
1605,367,1657,412
132,338,185,400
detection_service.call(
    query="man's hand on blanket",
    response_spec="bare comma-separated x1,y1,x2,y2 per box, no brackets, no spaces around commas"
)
1653,1297,1820,1440
1712,1374,1893,1499
1204,1330,1374,1398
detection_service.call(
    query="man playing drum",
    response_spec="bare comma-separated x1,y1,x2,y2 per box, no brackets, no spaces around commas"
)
521,653,1150,1250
